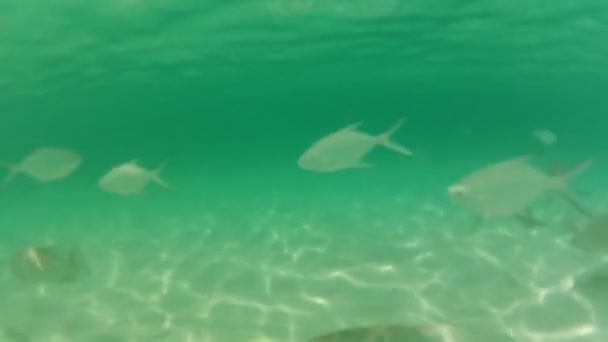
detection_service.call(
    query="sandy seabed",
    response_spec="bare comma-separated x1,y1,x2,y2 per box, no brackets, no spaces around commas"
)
1,190,607,342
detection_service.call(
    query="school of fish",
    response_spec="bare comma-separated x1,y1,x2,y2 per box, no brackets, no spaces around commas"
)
2,123,603,342
0,126,598,227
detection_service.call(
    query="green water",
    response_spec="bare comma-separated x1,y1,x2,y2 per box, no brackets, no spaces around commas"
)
1,1,608,341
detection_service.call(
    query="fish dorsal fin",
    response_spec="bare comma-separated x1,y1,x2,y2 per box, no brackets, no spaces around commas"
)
496,154,534,168
510,154,534,163
339,121,362,132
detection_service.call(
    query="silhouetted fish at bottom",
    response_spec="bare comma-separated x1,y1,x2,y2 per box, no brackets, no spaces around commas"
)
308,324,449,342
9,244,90,284
308,323,518,342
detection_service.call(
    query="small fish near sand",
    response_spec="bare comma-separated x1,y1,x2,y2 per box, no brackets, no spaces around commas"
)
10,244,90,284
2,147,82,187
99,159,172,195
297,118,413,172
448,155,594,220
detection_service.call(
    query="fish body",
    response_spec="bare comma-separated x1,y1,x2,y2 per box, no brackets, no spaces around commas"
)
309,324,450,342
448,156,592,217
3,147,81,186
298,118,412,172
99,159,171,195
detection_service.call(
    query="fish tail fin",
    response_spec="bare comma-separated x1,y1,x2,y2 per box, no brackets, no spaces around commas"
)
559,159,594,181
378,117,413,156
1,162,18,187
556,158,595,217
152,160,173,192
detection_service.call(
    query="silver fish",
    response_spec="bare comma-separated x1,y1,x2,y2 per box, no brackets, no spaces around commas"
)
298,118,412,172
98,159,172,195
308,323,450,342
2,147,82,186
448,155,592,217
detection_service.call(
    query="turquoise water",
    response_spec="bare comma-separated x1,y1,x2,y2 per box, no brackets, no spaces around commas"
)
1,1,608,341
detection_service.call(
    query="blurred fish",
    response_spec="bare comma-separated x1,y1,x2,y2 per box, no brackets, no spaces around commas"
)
533,129,557,145
99,159,172,195
298,118,412,172
309,322,517,342
10,244,90,284
308,323,449,342
448,155,593,218
2,147,82,186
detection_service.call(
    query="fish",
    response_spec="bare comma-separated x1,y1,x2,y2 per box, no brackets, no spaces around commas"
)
297,118,412,172
308,323,516,342
2,147,82,186
10,244,90,284
99,159,172,195
308,323,450,341
533,129,557,145
448,155,593,218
